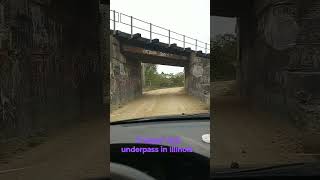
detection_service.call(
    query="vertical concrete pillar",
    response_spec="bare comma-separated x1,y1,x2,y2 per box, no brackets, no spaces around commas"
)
184,66,188,90
238,13,255,97
110,36,143,108
141,63,145,87
235,17,241,95
186,52,210,105
286,1,320,132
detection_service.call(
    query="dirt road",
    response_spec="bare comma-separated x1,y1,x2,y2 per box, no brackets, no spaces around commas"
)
0,120,108,180
211,81,318,170
111,87,209,122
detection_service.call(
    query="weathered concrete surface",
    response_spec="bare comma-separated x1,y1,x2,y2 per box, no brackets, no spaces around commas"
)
99,3,110,177
186,53,210,105
110,32,210,108
110,35,142,109
122,44,189,66
213,0,320,132
0,0,105,140
0,1,109,178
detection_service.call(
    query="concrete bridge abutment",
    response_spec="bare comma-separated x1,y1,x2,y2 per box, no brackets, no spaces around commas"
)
110,34,210,109
213,0,320,132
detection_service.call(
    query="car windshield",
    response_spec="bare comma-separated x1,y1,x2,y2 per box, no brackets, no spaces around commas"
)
211,13,320,174
110,63,210,122
109,4,211,123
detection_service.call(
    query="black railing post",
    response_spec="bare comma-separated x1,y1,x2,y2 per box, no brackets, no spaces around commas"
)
130,16,133,38
150,23,152,42
113,10,116,35
109,10,210,53
183,35,185,50
205,43,207,53
195,39,197,51
168,30,171,47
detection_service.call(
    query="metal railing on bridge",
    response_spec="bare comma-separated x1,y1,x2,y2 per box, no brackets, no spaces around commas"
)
110,10,210,54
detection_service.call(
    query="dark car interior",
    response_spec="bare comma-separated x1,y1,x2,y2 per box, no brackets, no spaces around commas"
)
111,144,209,180
109,114,210,180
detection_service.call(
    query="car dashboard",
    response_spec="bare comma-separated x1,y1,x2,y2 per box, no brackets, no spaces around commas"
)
110,118,210,180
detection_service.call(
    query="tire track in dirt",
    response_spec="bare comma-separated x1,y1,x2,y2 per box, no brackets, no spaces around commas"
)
110,87,209,122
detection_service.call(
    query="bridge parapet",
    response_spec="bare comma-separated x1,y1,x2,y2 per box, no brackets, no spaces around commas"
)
112,30,210,59
110,9,210,55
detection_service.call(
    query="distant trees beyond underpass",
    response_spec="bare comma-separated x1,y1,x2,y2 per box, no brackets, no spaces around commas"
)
144,64,184,90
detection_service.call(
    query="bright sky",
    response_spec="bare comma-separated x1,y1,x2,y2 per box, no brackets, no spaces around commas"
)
111,0,210,75
157,65,184,74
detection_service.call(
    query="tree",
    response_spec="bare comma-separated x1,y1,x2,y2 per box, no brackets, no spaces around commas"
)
143,64,185,89
171,73,184,87
144,64,158,87
212,33,237,81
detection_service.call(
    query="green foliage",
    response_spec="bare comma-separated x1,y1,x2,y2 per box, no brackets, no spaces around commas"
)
212,33,237,81
144,64,184,89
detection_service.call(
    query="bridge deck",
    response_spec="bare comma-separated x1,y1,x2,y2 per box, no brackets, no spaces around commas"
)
112,30,210,59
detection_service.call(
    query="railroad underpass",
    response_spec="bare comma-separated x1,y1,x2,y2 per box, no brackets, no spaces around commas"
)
211,0,320,171
110,31,210,121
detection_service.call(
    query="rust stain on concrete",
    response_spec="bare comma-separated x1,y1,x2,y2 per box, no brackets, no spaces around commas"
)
122,45,188,60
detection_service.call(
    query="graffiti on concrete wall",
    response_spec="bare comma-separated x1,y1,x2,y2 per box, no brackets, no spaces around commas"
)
187,55,210,105
28,1,64,101
31,50,49,102
289,46,320,70
71,55,88,88
0,0,9,29
191,64,204,78
0,0,65,136
258,3,298,50
29,1,63,49
0,2,8,49
272,4,296,17
0,49,24,131
30,3,49,49
70,52,97,88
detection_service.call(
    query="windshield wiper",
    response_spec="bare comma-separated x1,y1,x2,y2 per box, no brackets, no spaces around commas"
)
110,113,210,125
